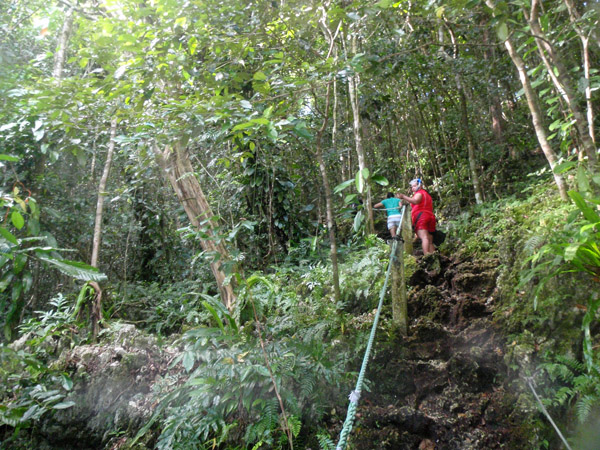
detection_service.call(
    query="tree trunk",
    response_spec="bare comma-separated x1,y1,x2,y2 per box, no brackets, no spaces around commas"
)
155,142,236,310
91,118,117,268
438,21,484,204
457,84,485,204
526,0,597,171
563,0,596,145
88,118,117,339
53,8,74,82
314,83,341,302
348,35,374,234
482,27,509,154
485,0,569,200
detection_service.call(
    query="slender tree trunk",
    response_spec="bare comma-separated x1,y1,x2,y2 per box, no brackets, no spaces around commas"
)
91,118,117,268
486,0,569,200
314,83,341,302
564,0,596,145
88,118,117,338
482,27,509,154
457,85,485,204
526,0,597,171
562,0,600,52
53,8,74,82
347,35,374,234
438,21,484,204
333,77,344,182
155,142,236,310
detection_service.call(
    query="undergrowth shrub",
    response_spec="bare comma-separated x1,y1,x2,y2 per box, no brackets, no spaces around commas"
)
108,280,212,335
135,280,353,449
0,294,79,445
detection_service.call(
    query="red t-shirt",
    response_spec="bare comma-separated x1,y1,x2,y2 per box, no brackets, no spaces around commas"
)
411,189,436,232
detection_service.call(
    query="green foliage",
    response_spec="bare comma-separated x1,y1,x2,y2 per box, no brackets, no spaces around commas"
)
0,186,106,342
539,354,600,424
108,280,213,335
0,295,79,440
130,246,396,449
338,240,389,312
138,302,348,449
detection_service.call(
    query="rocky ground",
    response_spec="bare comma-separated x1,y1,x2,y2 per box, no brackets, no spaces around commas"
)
344,253,532,449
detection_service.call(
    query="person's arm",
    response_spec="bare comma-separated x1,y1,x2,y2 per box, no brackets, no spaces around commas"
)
374,202,383,209
398,193,423,205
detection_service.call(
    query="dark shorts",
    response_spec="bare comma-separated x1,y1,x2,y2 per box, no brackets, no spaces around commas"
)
415,214,436,233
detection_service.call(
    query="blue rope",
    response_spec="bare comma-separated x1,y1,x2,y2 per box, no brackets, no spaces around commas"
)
335,206,406,450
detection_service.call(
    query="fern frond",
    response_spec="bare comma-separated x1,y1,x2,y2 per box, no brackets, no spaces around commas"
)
523,235,545,256
317,432,336,450
575,394,597,423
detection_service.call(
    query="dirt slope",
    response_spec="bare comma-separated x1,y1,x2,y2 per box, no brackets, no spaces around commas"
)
347,254,531,449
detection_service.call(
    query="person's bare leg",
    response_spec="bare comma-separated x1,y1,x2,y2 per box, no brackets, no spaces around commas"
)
390,225,397,238
417,229,434,255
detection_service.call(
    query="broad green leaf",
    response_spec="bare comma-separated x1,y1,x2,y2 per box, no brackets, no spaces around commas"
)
345,194,358,204
293,125,312,139
371,175,389,186
496,22,508,41
250,118,269,125
12,281,22,301
0,227,18,245
577,165,590,193
0,273,14,292
202,301,225,333
353,210,363,232
61,374,73,391
182,351,195,372
552,161,576,174
568,191,600,223
21,405,40,422
52,401,75,410
188,36,198,55
253,71,267,81
232,122,254,131
37,255,107,282
11,211,24,230
0,154,19,162
333,179,353,194
13,254,26,274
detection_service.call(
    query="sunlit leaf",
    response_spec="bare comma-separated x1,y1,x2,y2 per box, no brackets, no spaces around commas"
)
11,211,25,230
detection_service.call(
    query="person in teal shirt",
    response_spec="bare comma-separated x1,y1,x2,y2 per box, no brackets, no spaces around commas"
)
374,192,402,238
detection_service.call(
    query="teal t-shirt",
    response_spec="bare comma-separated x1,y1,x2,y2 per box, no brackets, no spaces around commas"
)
381,197,401,217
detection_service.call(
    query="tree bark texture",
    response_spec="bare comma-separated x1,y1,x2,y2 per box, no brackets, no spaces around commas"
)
485,0,569,200
348,35,374,234
52,8,74,82
527,0,597,171
314,83,341,303
155,142,236,310
91,118,117,268
563,0,596,145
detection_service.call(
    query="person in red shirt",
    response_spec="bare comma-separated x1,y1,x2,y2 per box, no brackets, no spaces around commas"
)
398,178,436,255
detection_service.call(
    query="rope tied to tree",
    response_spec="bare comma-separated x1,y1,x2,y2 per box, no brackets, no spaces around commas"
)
335,206,407,450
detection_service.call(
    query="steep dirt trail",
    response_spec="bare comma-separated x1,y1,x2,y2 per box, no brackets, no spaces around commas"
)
349,254,529,449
